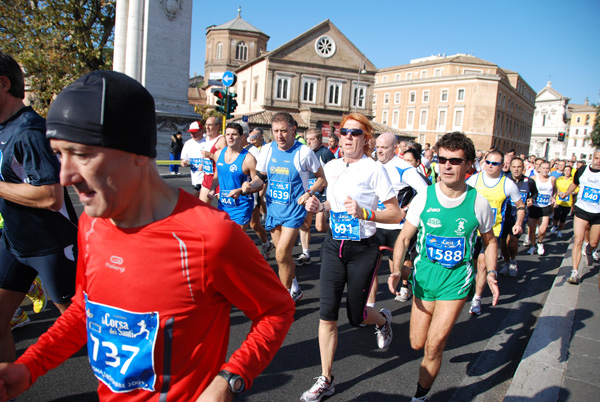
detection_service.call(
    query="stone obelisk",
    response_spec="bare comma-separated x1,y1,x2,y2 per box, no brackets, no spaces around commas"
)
113,0,198,159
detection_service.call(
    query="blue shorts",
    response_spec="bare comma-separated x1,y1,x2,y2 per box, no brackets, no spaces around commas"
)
0,245,77,304
265,211,306,231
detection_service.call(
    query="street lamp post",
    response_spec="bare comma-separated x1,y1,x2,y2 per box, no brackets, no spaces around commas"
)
354,59,367,113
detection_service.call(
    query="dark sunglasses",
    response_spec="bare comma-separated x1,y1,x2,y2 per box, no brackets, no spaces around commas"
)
485,160,502,166
339,128,364,136
438,156,466,165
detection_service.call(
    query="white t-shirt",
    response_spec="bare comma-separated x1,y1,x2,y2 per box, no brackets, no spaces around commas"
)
406,183,494,234
325,155,396,239
377,156,429,230
256,141,321,190
181,138,206,186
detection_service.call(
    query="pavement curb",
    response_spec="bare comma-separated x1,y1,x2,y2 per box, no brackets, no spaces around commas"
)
504,241,579,401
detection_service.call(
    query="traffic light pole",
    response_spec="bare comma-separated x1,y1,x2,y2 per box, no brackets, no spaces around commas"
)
221,86,228,135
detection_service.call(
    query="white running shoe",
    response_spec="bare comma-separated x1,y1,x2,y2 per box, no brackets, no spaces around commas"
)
300,375,335,402
261,241,274,260
537,242,545,256
469,298,482,315
395,286,412,302
295,252,312,266
290,287,303,303
509,260,518,277
593,250,600,261
499,262,510,276
375,308,393,349
567,270,579,285
523,236,531,246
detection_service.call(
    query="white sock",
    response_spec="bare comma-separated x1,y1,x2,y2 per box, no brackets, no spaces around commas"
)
474,295,481,301
366,302,376,308
291,277,299,293
303,249,310,257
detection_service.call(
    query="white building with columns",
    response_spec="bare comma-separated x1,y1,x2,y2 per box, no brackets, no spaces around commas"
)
529,81,570,159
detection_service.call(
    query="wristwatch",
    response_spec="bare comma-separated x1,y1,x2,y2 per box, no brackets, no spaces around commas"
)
217,370,245,394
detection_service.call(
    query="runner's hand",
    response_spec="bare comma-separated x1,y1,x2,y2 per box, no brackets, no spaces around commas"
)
512,224,523,236
304,195,321,213
344,196,360,218
487,273,500,306
387,272,401,295
0,363,31,402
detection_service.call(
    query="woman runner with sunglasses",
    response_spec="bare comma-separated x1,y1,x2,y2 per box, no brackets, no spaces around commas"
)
300,113,403,402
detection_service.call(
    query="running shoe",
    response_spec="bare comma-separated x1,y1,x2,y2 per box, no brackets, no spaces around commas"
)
509,260,518,277
469,298,482,316
261,241,274,260
10,308,30,330
557,231,563,238
586,247,594,266
300,375,335,402
27,276,47,314
523,236,531,246
537,242,545,256
582,242,588,255
593,249,600,261
550,226,557,234
376,308,393,349
567,270,579,285
395,286,412,302
499,262,510,276
411,397,428,402
290,287,303,303
527,246,536,255
295,252,312,266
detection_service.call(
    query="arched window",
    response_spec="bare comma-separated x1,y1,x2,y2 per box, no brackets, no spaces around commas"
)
216,42,223,59
236,42,248,61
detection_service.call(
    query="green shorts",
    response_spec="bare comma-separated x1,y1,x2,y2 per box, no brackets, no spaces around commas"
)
411,259,474,301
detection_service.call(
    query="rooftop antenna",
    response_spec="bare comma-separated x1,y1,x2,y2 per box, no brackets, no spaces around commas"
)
238,6,241,17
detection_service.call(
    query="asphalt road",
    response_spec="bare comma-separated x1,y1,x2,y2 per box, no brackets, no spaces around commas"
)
13,166,569,401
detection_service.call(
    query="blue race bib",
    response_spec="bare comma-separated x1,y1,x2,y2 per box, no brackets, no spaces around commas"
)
202,158,214,174
189,158,202,173
219,189,239,207
85,294,159,393
267,180,291,205
330,211,360,241
582,187,600,204
536,194,551,206
425,234,465,268
559,194,571,202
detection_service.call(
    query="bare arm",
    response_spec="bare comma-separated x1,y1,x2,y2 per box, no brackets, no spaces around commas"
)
0,182,64,211
481,230,499,306
388,221,418,292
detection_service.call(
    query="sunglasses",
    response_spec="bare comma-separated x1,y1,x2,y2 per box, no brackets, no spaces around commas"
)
485,160,502,166
438,156,467,165
339,128,364,136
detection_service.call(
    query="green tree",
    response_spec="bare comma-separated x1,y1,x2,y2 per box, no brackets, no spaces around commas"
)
0,0,115,116
590,106,600,147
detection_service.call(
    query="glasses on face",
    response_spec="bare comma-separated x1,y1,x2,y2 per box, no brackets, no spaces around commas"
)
485,160,502,166
438,156,466,165
339,128,364,136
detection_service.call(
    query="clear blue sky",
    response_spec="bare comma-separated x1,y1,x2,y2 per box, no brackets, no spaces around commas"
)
190,0,599,106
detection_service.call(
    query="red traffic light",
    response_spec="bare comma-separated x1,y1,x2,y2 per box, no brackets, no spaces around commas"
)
558,132,566,142
213,90,226,100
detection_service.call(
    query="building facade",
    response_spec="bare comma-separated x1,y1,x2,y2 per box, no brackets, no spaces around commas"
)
529,81,570,159
372,54,536,154
567,99,598,162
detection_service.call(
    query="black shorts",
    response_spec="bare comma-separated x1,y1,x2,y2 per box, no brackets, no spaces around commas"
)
501,217,527,238
375,228,417,258
192,184,202,192
0,245,77,304
319,231,381,326
529,205,552,220
574,205,600,226
554,205,571,223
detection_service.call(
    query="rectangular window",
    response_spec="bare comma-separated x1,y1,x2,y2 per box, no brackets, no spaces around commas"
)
576,129,579,134
441,89,448,102
274,74,291,101
420,109,428,128
409,91,416,103
242,82,246,104
301,77,317,103
395,73,401,81
438,110,446,130
394,92,401,104
383,93,390,105
457,88,465,101
327,79,343,106
372,94,377,104
406,72,412,80
382,110,388,125
453,109,463,129
253,79,259,101
420,70,427,78
382,76,388,83
406,110,414,129
393,110,399,126
434,68,442,77
423,90,429,103
352,84,367,108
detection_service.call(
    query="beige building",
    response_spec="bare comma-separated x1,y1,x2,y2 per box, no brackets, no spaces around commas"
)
373,54,535,154
201,13,408,139
567,99,598,162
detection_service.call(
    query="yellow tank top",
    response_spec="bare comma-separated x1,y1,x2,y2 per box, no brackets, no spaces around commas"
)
556,176,574,207
475,173,507,236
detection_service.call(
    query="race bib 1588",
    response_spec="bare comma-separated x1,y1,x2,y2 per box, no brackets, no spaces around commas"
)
425,234,465,268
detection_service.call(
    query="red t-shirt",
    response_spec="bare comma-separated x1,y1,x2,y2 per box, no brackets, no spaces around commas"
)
17,189,295,401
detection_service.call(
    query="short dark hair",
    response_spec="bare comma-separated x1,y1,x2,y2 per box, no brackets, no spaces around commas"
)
404,148,421,162
272,112,296,127
486,149,505,164
408,140,422,155
435,132,475,162
0,51,25,99
226,122,243,136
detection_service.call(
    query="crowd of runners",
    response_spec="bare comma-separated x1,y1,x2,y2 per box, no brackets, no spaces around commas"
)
1,52,598,402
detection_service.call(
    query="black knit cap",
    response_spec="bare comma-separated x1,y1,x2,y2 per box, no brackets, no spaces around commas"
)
46,70,157,158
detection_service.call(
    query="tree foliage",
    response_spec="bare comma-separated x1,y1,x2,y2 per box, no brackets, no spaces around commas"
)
0,0,115,116
590,106,600,147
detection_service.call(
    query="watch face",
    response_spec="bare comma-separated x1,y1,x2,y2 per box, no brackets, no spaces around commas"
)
232,377,243,392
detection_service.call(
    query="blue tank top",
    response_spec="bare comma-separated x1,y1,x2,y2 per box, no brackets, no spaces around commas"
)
266,141,307,221
216,148,253,222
